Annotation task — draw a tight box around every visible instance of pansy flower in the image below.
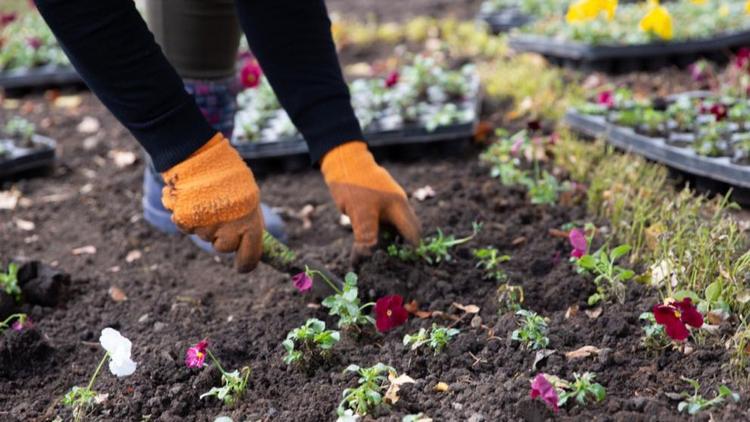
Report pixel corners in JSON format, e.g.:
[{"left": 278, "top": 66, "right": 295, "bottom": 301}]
[
  {"left": 0, "top": 12, "right": 16, "bottom": 26},
  {"left": 374, "top": 295, "right": 408, "bottom": 333},
  {"left": 597, "top": 90, "right": 615, "bottom": 108},
  {"left": 530, "top": 373, "right": 559, "bottom": 413},
  {"left": 653, "top": 298, "right": 703, "bottom": 341},
  {"left": 385, "top": 71, "right": 400, "bottom": 88},
  {"left": 185, "top": 339, "right": 209, "bottom": 368},
  {"left": 291, "top": 272, "right": 313, "bottom": 293},
  {"left": 240, "top": 60, "right": 263, "bottom": 89},
  {"left": 568, "top": 228, "right": 588, "bottom": 259}
]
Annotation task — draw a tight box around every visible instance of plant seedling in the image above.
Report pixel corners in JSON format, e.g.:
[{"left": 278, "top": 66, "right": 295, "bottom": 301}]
[
  {"left": 639, "top": 108, "right": 667, "bottom": 137},
  {"left": 388, "top": 222, "right": 481, "bottom": 264},
  {"left": 63, "top": 328, "right": 137, "bottom": 422},
  {"left": 0, "top": 263, "right": 21, "bottom": 302},
  {"left": 338, "top": 363, "right": 394, "bottom": 417},
  {"left": 282, "top": 318, "right": 340, "bottom": 366},
  {"left": 677, "top": 377, "right": 739, "bottom": 415},
  {"left": 184, "top": 339, "right": 250, "bottom": 406},
  {"left": 319, "top": 272, "right": 375, "bottom": 331},
  {"left": 496, "top": 284, "right": 524, "bottom": 313},
  {"left": 557, "top": 372, "right": 606, "bottom": 407},
  {"left": 693, "top": 121, "right": 729, "bottom": 157},
  {"left": 639, "top": 312, "right": 670, "bottom": 351},
  {"left": 403, "top": 324, "right": 460, "bottom": 354},
  {"left": 524, "top": 168, "right": 566, "bottom": 205},
  {"left": 3, "top": 117, "right": 35, "bottom": 147},
  {"left": 473, "top": 247, "right": 510, "bottom": 281},
  {"left": 0, "top": 313, "right": 29, "bottom": 333},
  {"left": 576, "top": 244, "right": 634, "bottom": 305},
  {"left": 511, "top": 309, "right": 549, "bottom": 350}
]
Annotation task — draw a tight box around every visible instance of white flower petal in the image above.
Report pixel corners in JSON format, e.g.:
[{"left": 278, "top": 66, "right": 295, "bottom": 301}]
[{"left": 109, "top": 356, "right": 137, "bottom": 377}]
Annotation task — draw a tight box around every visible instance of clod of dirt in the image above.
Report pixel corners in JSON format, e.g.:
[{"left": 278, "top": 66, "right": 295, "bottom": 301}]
[
  {"left": 0, "top": 327, "right": 53, "bottom": 368},
  {"left": 17, "top": 261, "right": 70, "bottom": 307}
]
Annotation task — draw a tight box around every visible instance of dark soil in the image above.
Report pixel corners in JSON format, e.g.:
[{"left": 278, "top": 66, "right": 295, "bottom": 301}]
[{"left": 1, "top": 2, "right": 749, "bottom": 422}]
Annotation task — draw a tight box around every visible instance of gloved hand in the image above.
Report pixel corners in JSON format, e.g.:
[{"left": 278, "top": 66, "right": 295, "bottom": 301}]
[
  {"left": 161, "top": 133, "right": 264, "bottom": 273},
  {"left": 321, "top": 141, "right": 421, "bottom": 262}
]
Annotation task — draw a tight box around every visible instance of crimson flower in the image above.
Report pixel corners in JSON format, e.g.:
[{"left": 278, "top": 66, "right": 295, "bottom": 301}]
[
  {"left": 27, "top": 37, "right": 42, "bottom": 50},
  {"left": 526, "top": 120, "right": 541, "bottom": 131},
  {"left": 568, "top": 228, "right": 587, "bottom": 259},
  {"left": 0, "top": 12, "right": 16, "bottom": 26},
  {"left": 185, "top": 339, "right": 209, "bottom": 368},
  {"left": 702, "top": 103, "right": 727, "bottom": 121},
  {"left": 735, "top": 48, "right": 750, "bottom": 69},
  {"left": 374, "top": 295, "right": 408, "bottom": 333},
  {"left": 240, "top": 60, "right": 263, "bottom": 89},
  {"left": 384, "top": 71, "right": 399, "bottom": 88},
  {"left": 653, "top": 298, "right": 703, "bottom": 341},
  {"left": 597, "top": 90, "right": 615, "bottom": 108},
  {"left": 530, "top": 373, "right": 559, "bottom": 413},
  {"left": 291, "top": 272, "right": 313, "bottom": 293}
]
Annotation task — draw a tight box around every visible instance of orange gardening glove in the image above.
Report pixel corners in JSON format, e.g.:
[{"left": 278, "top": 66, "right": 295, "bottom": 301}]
[
  {"left": 321, "top": 141, "right": 421, "bottom": 262},
  {"left": 161, "top": 133, "right": 264, "bottom": 273}
]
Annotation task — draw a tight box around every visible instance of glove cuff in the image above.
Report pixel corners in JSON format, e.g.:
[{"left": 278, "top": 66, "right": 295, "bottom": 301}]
[{"left": 161, "top": 133, "right": 259, "bottom": 228}]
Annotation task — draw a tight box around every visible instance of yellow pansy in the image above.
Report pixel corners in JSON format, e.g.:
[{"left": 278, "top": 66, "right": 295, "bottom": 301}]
[
  {"left": 746, "top": 0, "right": 750, "bottom": 14},
  {"left": 639, "top": 2, "right": 673, "bottom": 40},
  {"left": 691, "top": 0, "right": 708, "bottom": 4},
  {"left": 719, "top": 3, "right": 730, "bottom": 16},
  {"left": 566, "top": 0, "right": 618, "bottom": 23}
]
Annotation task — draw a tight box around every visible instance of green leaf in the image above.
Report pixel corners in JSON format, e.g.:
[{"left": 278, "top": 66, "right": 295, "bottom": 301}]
[
  {"left": 590, "top": 383, "right": 606, "bottom": 401},
  {"left": 344, "top": 272, "right": 358, "bottom": 286},
  {"left": 673, "top": 290, "right": 700, "bottom": 303},
  {"left": 704, "top": 281, "right": 722, "bottom": 303},
  {"left": 619, "top": 269, "right": 635, "bottom": 281},
  {"left": 578, "top": 255, "right": 597, "bottom": 269},
  {"left": 282, "top": 339, "right": 294, "bottom": 352},
  {"left": 344, "top": 364, "right": 361, "bottom": 373},
  {"left": 609, "top": 244, "right": 631, "bottom": 261},
  {"left": 587, "top": 293, "right": 602, "bottom": 306}
]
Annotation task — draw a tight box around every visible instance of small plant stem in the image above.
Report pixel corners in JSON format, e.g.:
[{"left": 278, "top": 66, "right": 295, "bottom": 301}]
[
  {"left": 0, "top": 313, "right": 25, "bottom": 329},
  {"left": 307, "top": 269, "right": 342, "bottom": 295},
  {"left": 206, "top": 348, "right": 229, "bottom": 376},
  {"left": 86, "top": 352, "right": 109, "bottom": 391},
  {"left": 359, "top": 302, "right": 375, "bottom": 310}
]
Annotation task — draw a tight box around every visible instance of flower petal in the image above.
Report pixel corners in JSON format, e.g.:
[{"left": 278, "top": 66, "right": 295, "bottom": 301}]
[
  {"left": 653, "top": 304, "right": 689, "bottom": 341},
  {"left": 530, "top": 374, "right": 559, "bottom": 413},
  {"left": 675, "top": 298, "right": 704, "bottom": 329}
]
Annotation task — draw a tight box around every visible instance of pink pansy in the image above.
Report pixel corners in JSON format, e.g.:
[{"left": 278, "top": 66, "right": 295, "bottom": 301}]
[
  {"left": 240, "top": 60, "right": 263, "bottom": 89},
  {"left": 530, "top": 373, "right": 559, "bottom": 413},
  {"left": 11, "top": 317, "right": 32, "bottom": 332},
  {"left": 27, "top": 37, "right": 42, "bottom": 50},
  {"left": 568, "top": 228, "right": 587, "bottom": 259},
  {"left": 735, "top": 48, "right": 750, "bottom": 69},
  {"left": 688, "top": 62, "right": 709, "bottom": 82},
  {"left": 185, "top": 339, "right": 209, "bottom": 368},
  {"left": 597, "top": 90, "right": 615, "bottom": 108},
  {"left": 292, "top": 272, "right": 313, "bottom": 293},
  {"left": 385, "top": 71, "right": 399, "bottom": 88}
]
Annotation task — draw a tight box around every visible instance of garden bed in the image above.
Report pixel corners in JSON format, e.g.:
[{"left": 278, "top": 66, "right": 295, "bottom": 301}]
[
  {"left": 0, "top": 118, "right": 56, "bottom": 181},
  {"left": 0, "top": 64, "right": 81, "bottom": 90},
  {"left": 0, "top": 90, "right": 748, "bottom": 421}
]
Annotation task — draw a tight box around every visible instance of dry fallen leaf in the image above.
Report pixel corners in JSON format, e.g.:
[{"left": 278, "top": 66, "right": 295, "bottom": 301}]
[
  {"left": 452, "top": 302, "right": 480, "bottom": 314},
  {"left": 0, "top": 189, "right": 21, "bottom": 210},
  {"left": 77, "top": 116, "right": 100, "bottom": 134},
  {"left": 565, "top": 345, "right": 601, "bottom": 360},
  {"left": 108, "top": 150, "right": 137, "bottom": 168},
  {"left": 72, "top": 245, "right": 97, "bottom": 255},
  {"left": 384, "top": 371, "right": 415, "bottom": 405},
  {"left": 412, "top": 185, "right": 436, "bottom": 201},
  {"left": 299, "top": 204, "right": 315, "bottom": 230},
  {"left": 585, "top": 307, "right": 603, "bottom": 319},
  {"left": 565, "top": 305, "right": 579, "bottom": 319},
  {"left": 125, "top": 250, "right": 142, "bottom": 263},
  {"left": 54, "top": 95, "right": 82, "bottom": 108},
  {"left": 433, "top": 382, "right": 449, "bottom": 393},
  {"left": 706, "top": 310, "right": 728, "bottom": 325},
  {"left": 14, "top": 218, "right": 35, "bottom": 231},
  {"left": 511, "top": 236, "right": 526, "bottom": 246},
  {"left": 109, "top": 286, "right": 127, "bottom": 302},
  {"left": 470, "top": 315, "right": 483, "bottom": 328},
  {"left": 533, "top": 349, "right": 556, "bottom": 369},
  {"left": 548, "top": 228, "right": 568, "bottom": 239},
  {"left": 404, "top": 300, "right": 433, "bottom": 319}
]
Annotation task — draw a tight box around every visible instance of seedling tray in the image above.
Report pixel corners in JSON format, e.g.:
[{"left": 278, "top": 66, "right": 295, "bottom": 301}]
[
  {"left": 478, "top": 8, "right": 532, "bottom": 34},
  {"left": 564, "top": 111, "right": 750, "bottom": 189},
  {"left": 0, "top": 135, "right": 57, "bottom": 180},
  {"left": 508, "top": 30, "right": 750, "bottom": 73},
  {"left": 0, "top": 65, "right": 81, "bottom": 90},
  {"left": 233, "top": 95, "right": 482, "bottom": 175}
]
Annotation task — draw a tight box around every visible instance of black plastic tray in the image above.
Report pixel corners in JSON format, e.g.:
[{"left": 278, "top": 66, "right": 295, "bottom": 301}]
[
  {"left": 0, "top": 65, "right": 81, "bottom": 90},
  {"left": 233, "top": 94, "right": 482, "bottom": 175},
  {"left": 0, "top": 135, "right": 57, "bottom": 180},
  {"left": 478, "top": 8, "right": 532, "bottom": 34},
  {"left": 564, "top": 111, "right": 750, "bottom": 189},
  {"left": 508, "top": 30, "right": 750, "bottom": 73}
]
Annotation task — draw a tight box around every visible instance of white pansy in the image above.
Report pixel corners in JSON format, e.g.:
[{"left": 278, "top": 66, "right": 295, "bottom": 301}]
[{"left": 99, "top": 328, "right": 137, "bottom": 377}]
